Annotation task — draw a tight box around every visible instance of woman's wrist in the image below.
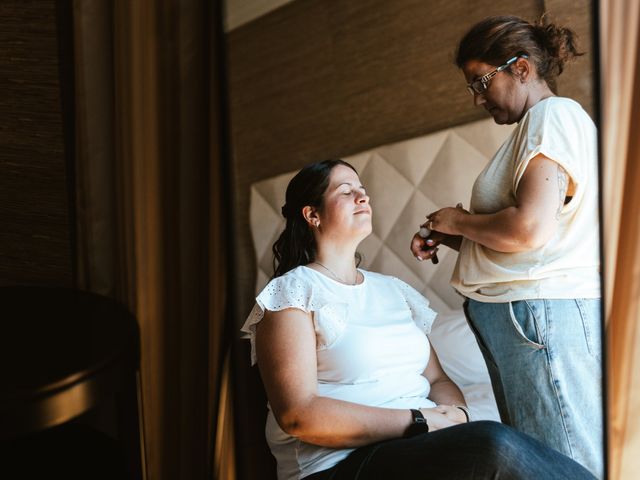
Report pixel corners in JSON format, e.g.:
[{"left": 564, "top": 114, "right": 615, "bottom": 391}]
[
  {"left": 404, "top": 409, "right": 429, "bottom": 437},
  {"left": 441, "top": 234, "right": 463, "bottom": 251},
  {"left": 452, "top": 210, "right": 470, "bottom": 237},
  {"left": 453, "top": 404, "right": 471, "bottom": 422}
]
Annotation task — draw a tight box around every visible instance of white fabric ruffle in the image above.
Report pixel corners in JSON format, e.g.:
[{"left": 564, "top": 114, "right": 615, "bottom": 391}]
[
  {"left": 391, "top": 276, "right": 437, "bottom": 334},
  {"left": 241, "top": 274, "right": 348, "bottom": 365}
]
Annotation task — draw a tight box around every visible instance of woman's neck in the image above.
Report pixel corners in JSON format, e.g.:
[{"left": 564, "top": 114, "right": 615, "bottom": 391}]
[
  {"left": 313, "top": 243, "right": 359, "bottom": 284},
  {"left": 523, "top": 80, "right": 556, "bottom": 113}
]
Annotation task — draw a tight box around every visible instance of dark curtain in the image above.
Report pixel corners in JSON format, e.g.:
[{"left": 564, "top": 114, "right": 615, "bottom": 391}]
[{"left": 72, "top": 0, "right": 234, "bottom": 478}]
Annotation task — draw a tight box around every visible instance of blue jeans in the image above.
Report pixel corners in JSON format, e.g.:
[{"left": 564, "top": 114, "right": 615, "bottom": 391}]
[
  {"left": 464, "top": 298, "right": 604, "bottom": 479},
  {"left": 304, "top": 421, "right": 595, "bottom": 479}
]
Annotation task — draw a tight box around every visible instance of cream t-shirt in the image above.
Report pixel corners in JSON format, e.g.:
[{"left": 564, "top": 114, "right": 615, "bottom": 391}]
[{"left": 451, "top": 97, "right": 600, "bottom": 302}]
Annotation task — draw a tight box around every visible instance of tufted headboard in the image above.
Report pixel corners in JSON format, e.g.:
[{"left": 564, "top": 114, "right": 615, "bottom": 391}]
[{"left": 249, "top": 117, "right": 515, "bottom": 313}]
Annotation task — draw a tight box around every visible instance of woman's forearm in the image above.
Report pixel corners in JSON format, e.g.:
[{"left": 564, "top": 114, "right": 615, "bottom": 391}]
[
  {"left": 280, "top": 395, "right": 412, "bottom": 448},
  {"left": 428, "top": 378, "right": 467, "bottom": 406},
  {"left": 456, "top": 207, "right": 554, "bottom": 253},
  {"left": 283, "top": 395, "right": 460, "bottom": 448}
]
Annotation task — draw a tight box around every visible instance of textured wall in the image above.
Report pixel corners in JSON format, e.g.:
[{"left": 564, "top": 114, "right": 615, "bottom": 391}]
[
  {"left": 0, "top": 0, "right": 74, "bottom": 286},
  {"left": 546, "top": 0, "right": 595, "bottom": 114}
]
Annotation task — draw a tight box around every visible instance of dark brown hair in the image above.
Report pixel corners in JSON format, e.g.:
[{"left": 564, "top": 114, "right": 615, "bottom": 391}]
[
  {"left": 272, "top": 159, "right": 358, "bottom": 278},
  {"left": 455, "top": 15, "right": 583, "bottom": 93}
]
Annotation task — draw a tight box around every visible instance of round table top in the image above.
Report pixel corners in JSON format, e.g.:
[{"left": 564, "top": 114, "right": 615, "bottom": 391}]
[{"left": 0, "top": 286, "right": 139, "bottom": 438}]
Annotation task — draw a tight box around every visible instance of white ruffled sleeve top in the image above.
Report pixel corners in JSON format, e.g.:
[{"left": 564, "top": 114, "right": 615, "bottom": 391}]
[{"left": 241, "top": 266, "right": 438, "bottom": 480}]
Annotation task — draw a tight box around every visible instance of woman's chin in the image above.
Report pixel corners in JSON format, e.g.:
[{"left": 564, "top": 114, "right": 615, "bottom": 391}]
[
  {"left": 489, "top": 109, "right": 506, "bottom": 124},
  {"left": 489, "top": 109, "right": 517, "bottom": 125},
  {"left": 354, "top": 223, "right": 373, "bottom": 241}
]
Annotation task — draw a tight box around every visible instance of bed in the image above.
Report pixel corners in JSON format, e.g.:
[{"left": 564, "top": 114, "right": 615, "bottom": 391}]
[{"left": 249, "top": 117, "right": 516, "bottom": 422}]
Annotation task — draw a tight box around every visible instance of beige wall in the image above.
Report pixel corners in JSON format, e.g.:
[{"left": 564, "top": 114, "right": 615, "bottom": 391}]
[{"left": 226, "top": 2, "right": 594, "bottom": 478}]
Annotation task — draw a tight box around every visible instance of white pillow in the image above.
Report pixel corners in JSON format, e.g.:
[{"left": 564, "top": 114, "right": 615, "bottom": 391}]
[
  {"left": 429, "top": 310, "right": 489, "bottom": 386},
  {"left": 428, "top": 310, "right": 500, "bottom": 421}
]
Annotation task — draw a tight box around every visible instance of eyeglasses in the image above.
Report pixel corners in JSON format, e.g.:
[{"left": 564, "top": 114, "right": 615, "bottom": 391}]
[{"left": 466, "top": 55, "right": 528, "bottom": 95}]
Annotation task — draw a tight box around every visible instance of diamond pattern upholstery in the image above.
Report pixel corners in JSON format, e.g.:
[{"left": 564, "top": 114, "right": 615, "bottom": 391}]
[{"left": 249, "top": 117, "right": 515, "bottom": 314}]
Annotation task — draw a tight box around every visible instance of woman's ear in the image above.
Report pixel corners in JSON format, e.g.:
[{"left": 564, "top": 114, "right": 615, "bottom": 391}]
[
  {"left": 514, "top": 56, "right": 531, "bottom": 82},
  {"left": 302, "top": 206, "right": 320, "bottom": 228}
]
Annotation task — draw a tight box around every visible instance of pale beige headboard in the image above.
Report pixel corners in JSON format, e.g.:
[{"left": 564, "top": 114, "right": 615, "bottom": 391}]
[{"left": 250, "top": 117, "right": 515, "bottom": 313}]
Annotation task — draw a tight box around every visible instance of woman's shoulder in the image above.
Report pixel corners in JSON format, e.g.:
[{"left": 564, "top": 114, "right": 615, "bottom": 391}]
[
  {"left": 360, "top": 269, "right": 404, "bottom": 288},
  {"left": 520, "top": 96, "right": 595, "bottom": 140},
  {"left": 251, "top": 266, "right": 340, "bottom": 322},
  {"left": 529, "top": 96, "right": 591, "bottom": 122},
  {"left": 263, "top": 265, "right": 313, "bottom": 285},
  {"left": 257, "top": 266, "right": 314, "bottom": 299}
]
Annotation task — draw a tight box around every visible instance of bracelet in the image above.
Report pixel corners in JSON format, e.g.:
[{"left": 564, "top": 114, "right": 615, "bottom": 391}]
[{"left": 454, "top": 405, "right": 471, "bottom": 422}]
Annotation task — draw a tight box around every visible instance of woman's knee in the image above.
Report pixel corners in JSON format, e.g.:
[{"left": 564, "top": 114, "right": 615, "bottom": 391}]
[
  {"left": 467, "top": 420, "right": 511, "bottom": 438},
  {"left": 472, "top": 421, "right": 567, "bottom": 475},
  {"left": 468, "top": 421, "right": 523, "bottom": 458}
]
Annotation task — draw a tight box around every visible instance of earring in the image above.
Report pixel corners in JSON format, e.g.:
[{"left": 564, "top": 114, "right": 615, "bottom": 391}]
[{"left": 315, "top": 221, "right": 320, "bottom": 228}]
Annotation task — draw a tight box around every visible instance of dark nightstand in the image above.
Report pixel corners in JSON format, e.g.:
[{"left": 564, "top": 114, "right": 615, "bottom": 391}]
[{"left": 0, "top": 286, "right": 144, "bottom": 479}]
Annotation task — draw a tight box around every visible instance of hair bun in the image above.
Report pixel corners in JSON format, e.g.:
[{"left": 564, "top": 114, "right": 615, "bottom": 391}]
[{"left": 533, "top": 18, "right": 583, "bottom": 77}]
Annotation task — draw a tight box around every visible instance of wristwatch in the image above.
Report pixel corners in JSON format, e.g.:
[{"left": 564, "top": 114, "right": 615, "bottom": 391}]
[{"left": 405, "top": 409, "right": 429, "bottom": 437}]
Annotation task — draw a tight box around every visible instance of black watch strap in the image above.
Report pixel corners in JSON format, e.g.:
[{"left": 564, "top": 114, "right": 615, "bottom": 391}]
[{"left": 405, "top": 409, "right": 429, "bottom": 437}]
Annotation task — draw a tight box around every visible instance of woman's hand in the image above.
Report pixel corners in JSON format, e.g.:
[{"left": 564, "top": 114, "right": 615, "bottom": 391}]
[
  {"left": 427, "top": 204, "right": 469, "bottom": 236},
  {"left": 435, "top": 404, "right": 468, "bottom": 424},
  {"left": 410, "top": 211, "right": 464, "bottom": 261},
  {"left": 410, "top": 231, "right": 446, "bottom": 261},
  {"left": 420, "top": 405, "right": 467, "bottom": 431}
]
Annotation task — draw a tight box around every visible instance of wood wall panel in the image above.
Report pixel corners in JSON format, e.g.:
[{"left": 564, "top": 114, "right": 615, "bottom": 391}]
[
  {"left": 0, "top": 0, "right": 73, "bottom": 286},
  {"left": 546, "top": 0, "right": 595, "bottom": 114},
  {"left": 226, "top": 2, "right": 594, "bottom": 479}
]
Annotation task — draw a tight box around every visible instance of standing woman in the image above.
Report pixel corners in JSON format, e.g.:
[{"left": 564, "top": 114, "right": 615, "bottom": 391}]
[{"left": 411, "top": 15, "right": 602, "bottom": 478}]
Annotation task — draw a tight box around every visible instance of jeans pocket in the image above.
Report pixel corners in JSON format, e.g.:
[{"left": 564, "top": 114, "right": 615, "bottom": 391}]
[
  {"left": 507, "top": 301, "right": 545, "bottom": 349},
  {"left": 575, "top": 298, "right": 601, "bottom": 359}
]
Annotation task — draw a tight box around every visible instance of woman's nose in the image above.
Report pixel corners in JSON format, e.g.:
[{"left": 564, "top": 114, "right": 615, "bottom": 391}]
[{"left": 357, "top": 192, "right": 369, "bottom": 203}]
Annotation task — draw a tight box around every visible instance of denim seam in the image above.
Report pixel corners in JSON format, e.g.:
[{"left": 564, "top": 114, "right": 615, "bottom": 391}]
[
  {"left": 523, "top": 300, "right": 546, "bottom": 346},
  {"left": 543, "top": 299, "right": 575, "bottom": 460},
  {"left": 507, "top": 301, "right": 545, "bottom": 349},
  {"left": 574, "top": 298, "right": 596, "bottom": 357},
  {"left": 464, "top": 302, "right": 489, "bottom": 352}
]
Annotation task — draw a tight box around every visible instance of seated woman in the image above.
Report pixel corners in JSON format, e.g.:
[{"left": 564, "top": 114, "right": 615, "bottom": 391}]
[{"left": 241, "top": 159, "right": 595, "bottom": 480}]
